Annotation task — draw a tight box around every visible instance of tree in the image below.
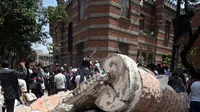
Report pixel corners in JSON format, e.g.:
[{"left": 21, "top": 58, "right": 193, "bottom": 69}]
[
  {"left": 170, "top": 0, "right": 200, "bottom": 79},
  {"left": 0, "top": 0, "right": 67, "bottom": 68},
  {"left": 164, "top": 48, "right": 196, "bottom": 68}
]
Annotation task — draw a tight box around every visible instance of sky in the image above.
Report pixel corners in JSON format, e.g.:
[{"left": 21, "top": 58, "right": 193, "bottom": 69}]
[{"left": 32, "top": 0, "right": 57, "bottom": 53}]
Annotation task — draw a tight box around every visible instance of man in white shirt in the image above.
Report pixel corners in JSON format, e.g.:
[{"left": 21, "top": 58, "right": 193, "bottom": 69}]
[
  {"left": 18, "top": 78, "right": 27, "bottom": 93},
  {"left": 75, "top": 74, "right": 87, "bottom": 86},
  {"left": 54, "top": 68, "right": 66, "bottom": 93},
  {"left": 20, "top": 61, "right": 33, "bottom": 93}
]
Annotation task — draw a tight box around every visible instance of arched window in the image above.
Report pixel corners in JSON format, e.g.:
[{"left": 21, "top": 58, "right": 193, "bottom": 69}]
[
  {"left": 79, "top": 0, "right": 84, "bottom": 20},
  {"left": 139, "top": 14, "right": 145, "bottom": 31},
  {"left": 121, "top": 0, "right": 130, "bottom": 18},
  {"left": 165, "top": 21, "right": 170, "bottom": 40}
]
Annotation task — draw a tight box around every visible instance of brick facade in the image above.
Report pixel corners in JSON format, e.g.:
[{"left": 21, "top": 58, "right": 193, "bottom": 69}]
[{"left": 50, "top": 0, "right": 200, "bottom": 67}]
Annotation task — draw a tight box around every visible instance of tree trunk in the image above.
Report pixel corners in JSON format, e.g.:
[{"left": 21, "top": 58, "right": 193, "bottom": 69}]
[
  {"left": 0, "top": 45, "right": 5, "bottom": 60},
  {"left": 11, "top": 51, "right": 16, "bottom": 69}
]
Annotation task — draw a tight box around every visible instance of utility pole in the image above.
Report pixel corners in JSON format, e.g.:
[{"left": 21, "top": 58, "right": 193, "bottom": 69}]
[{"left": 170, "top": 0, "right": 182, "bottom": 73}]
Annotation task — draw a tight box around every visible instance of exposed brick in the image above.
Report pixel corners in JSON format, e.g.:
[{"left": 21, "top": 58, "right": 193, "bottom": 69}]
[
  {"left": 89, "top": 29, "right": 109, "bottom": 37},
  {"left": 108, "top": 41, "right": 118, "bottom": 48},
  {"left": 112, "top": 0, "right": 120, "bottom": 4},
  {"left": 50, "top": 0, "right": 200, "bottom": 66},
  {"left": 84, "top": 40, "right": 108, "bottom": 48},
  {"left": 87, "top": 5, "right": 110, "bottom": 13},
  {"left": 108, "top": 29, "right": 138, "bottom": 41}
]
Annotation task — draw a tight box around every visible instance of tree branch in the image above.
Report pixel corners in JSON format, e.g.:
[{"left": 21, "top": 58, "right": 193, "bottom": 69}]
[
  {"left": 5, "top": 46, "right": 12, "bottom": 60},
  {"left": 0, "top": 45, "right": 5, "bottom": 60},
  {"left": 11, "top": 50, "right": 16, "bottom": 69},
  {"left": 180, "top": 26, "right": 200, "bottom": 78}
]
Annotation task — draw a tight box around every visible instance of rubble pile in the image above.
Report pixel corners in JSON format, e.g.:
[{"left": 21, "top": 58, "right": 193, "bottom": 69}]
[{"left": 0, "top": 54, "right": 189, "bottom": 112}]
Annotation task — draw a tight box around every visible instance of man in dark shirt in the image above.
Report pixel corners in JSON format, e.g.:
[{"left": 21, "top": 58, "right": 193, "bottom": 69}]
[
  {"left": 157, "top": 64, "right": 165, "bottom": 75},
  {"left": 79, "top": 56, "right": 91, "bottom": 83},
  {"left": 0, "top": 60, "right": 20, "bottom": 112}
]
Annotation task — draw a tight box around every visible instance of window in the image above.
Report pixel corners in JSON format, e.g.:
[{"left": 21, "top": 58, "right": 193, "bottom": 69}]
[
  {"left": 142, "top": 52, "right": 146, "bottom": 64},
  {"left": 76, "top": 42, "right": 84, "bottom": 58},
  {"left": 118, "top": 42, "right": 129, "bottom": 55},
  {"left": 137, "top": 51, "right": 142, "bottom": 63},
  {"left": 139, "top": 14, "right": 145, "bottom": 31},
  {"left": 76, "top": 42, "right": 84, "bottom": 66},
  {"left": 79, "top": 0, "right": 84, "bottom": 20},
  {"left": 121, "top": 0, "right": 130, "bottom": 18},
  {"left": 165, "top": 21, "right": 170, "bottom": 40},
  {"left": 147, "top": 53, "right": 153, "bottom": 64}
]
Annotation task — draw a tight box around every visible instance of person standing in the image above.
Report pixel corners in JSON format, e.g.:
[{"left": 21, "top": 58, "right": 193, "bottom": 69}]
[
  {"left": 30, "top": 67, "right": 44, "bottom": 98},
  {"left": 17, "top": 72, "right": 27, "bottom": 104},
  {"left": 44, "top": 67, "right": 51, "bottom": 95},
  {"left": 20, "top": 61, "right": 33, "bottom": 93},
  {"left": 164, "top": 66, "right": 171, "bottom": 77},
  {"left": 188, "top": 78, "right": 200, "bottom": 112},
  {"left": 18, "top": 74, "right": 27, "bottom": 93},
  {"left": 80, "top": 56, "right": 91, "bottom": 83},
  {"left": 54, "top": 68, "right": 66, "bottom": 93},
  {"left": 94, "top": 60, "right": 100, "bottom": 72},
  {"left": 37, "top": 63, "right": 45, "bottom": 96},
  {"left": 188, "top": 68, "right": 200, "bottom": 112},
  {"left": 168, "top": 73, "right": 186, "bottom": 93},
  {"left": 0, "top": 60, "right": 20, "bottom": 112},
  {"left": 147, "top": 64, "right": 158, "bottom": 76},
  {"left": 156, "top": 64, "right": 165, "bottom": 75}
]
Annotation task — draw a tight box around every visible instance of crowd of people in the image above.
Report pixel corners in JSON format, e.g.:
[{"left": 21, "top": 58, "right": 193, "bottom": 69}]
[
  {"left": 145, "top": 63, "right": 200, "bottom": 112},
  {"left": 0, "top": 55, "right": 105, "bottom": 112},
  {"left": 0, "top": 56, "right": 199, "bottom": 112}
]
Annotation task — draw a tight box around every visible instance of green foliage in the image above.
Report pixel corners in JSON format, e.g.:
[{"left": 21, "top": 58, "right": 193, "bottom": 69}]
[
  {"left": 190, "top": 48, "right": 196, "bottom": 56},
  {"left": 47, "top": 5, "right": 68, "bottom": 23},
  {"left": 163, "top": 48, "right": 196, "bottom": 68},
  {"left": 163, "top": 53, "right": 183, "bottom": 68},
  {"left": 0, "top": 0, "right": 68, "bottom": 67},
  {"left": 163, "top": 54, "right": 172, "bottom": 67},
  {"left": 46, "top": 43, "right": 54, "bottom": 54},
  {"left": 0, "top": 0, "right": 43, "bottom": 61}
]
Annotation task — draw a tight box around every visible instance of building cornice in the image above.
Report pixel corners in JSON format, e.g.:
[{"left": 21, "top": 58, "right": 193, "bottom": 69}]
[
  {"left": 83, "top": 47, "right": 137, "bottom": 55},
  {"left": 156, "top": 51, "right": 169, "bottom": 56},
  {"left": 72, "top": 13, "right": 139, "bottom": 27},
  {"left": 158, "top": 29, "right": 174, "bottom": 37},
  {"left": 72, "top": 35, "right": 172, "bottom": 52},
  {"left": 157, "top": 36, "right": 173, "bottom": 44},
  {"left": 73, "top": 36, "right": 138, "bottom": 46},
  {"left": 138, "top": 40, "right": 172, "bottom": 50},
  {"left": 73, "top": 24, "right": 139, "bottom": 37}
]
